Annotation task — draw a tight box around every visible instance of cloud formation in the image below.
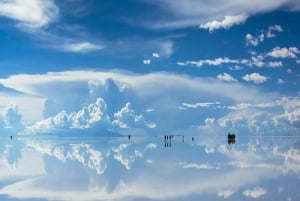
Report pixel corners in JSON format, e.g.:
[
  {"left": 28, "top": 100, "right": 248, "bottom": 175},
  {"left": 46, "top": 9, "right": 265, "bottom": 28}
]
[
  {"left": 200, "top": 14, "right": 248, "bottom": 32},
  {"left": 142, "top": 0, "right": 300, "bottom": 29},
  {"left": 61, "top": 42, "right": 104, "bottom": 53},
  {"left": 242, "top": 73, "right": 268, "bottom": 84},
  {"left": 267, "top": 47, "right": 300, "bottom": 58},
  {"left": 217, "top": 73, "right": 237, "bottom": 82},
  {"left": 0, "top": 0, "right": 58, "bottom": 29},
  {"left": 1, "top": 70, "right": 299, "bottom": 135},
  {"left": 243, "top": 187, "right": 267, "bottom": 198},
  {"left": 246, "top": 25, "right": 283, "bottom": 46}
]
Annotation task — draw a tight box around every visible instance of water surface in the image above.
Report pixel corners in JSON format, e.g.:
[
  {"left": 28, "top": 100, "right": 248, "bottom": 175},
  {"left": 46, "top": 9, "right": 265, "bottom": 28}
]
[{"left": 0, "top": 134, "right": 299, "bottom": 201}]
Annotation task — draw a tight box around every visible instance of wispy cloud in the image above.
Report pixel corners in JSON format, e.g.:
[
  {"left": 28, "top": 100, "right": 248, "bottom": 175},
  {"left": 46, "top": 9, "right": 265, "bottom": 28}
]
[
  {"left": 141, "top": 0, "right": 300, "bottom": 29},
  {"left": 177, "top": 57, "right": 245, "bottom": 67},
  {"left": 61, "top": 42, "right": 104, "bottom": 53},
  {"left": 0, "top": 0, "right": 59, "bottom": 29},
  {"left": 200, "top": 14, "right": 248, "bottom": 32}
]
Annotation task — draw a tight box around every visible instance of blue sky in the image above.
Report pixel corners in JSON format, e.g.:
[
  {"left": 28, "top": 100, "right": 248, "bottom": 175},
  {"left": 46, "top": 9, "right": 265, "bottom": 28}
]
[{"left": 0, "top": 0, "right": 299, "bottom": 136}]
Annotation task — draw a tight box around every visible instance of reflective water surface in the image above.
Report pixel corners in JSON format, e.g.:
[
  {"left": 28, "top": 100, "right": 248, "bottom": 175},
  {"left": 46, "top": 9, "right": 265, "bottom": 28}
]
[{"left": 0, "top": 134, "right": 300, "bottom": 201}]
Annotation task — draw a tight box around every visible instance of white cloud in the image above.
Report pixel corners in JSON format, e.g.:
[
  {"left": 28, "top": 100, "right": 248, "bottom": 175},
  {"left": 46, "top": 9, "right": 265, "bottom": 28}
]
[
  {"left": 277, "top": 78, "right": 284, "bottom": 85},
  {"left": 217, "top": 73, "right": 237, "bottom": 82},
  {"left": 229, "top": 65, "right": 243, "bottom": 71},
  {"left": 266, "top": 25, "right": 283, "bottom": 38},
  {"left": 267, "top": 47, "right": 300, "bottom": 58},
  {"left": 245, "top": 33, "right": 260, "bottom": 46},
  {"left": 246, "top": 25, "right": 283, "bottom": 46},
  {"left": 112, "top": 144, "right": 133, "bottom": 170},
  {"left": 113, "top": 102, "right": 155, "bottom": 130},
  {"left": 62, "top": 42, "right": 104, "bottom": 53},
  {"left": 0, "top": 0, "right": 59, "bottom": 29},
  {"left": 25, "top": 98, "right": 109, "bottom": 134},
  {"left": 152, "top": 52, "right": 160, "bottom": 58},
  {"left": 268, "top": 61, "right": 283, "bottom": 68},
  {"left": 3, "top": 70, "right": 297, "bottom": 135},
  {"left": 143, "top": 1, "right": 300, "bottom": 29},
  {"left": 181, "top": 102, "right": 220, "bottom": 109},
  {"left": 250, "top": 55, "right": 265, "bottom": 67},
  {"left": 179, "top": 162, "right": 214, "bottom": 169},
  {"left": 143, "top": 59, "right": 151, "bottom": 64},
  {"left": 178, "top": 57, "right": 242, "bottom": 67},
  {"left": 243, "top": 187, "right": 267, "bottom": 198},
  {"left": 218, "top": 189, "right": 235, "bottom": 199},
  {"left": 242, "top": 73, "right": 268, "bottom": 84},
  {"left": 145, "top": 143, "right": 157, "bottom": 150},
  {"left": 4, "top": 104, "right": 22, "bottom": 129},
  {"left": 200, "top": 14, "right": 248, "bottom": 32}
]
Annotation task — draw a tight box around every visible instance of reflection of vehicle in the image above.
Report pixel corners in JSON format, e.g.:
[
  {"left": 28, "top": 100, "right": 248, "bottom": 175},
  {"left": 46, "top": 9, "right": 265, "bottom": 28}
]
[{"left": 227, "top": 133, "right": 236, "bottom": 144}]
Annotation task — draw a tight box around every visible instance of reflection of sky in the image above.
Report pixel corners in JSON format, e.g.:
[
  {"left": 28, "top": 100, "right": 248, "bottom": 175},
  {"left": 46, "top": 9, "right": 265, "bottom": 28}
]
[{"left": 0, "top": 135, "right": 299, "bottom": 201}]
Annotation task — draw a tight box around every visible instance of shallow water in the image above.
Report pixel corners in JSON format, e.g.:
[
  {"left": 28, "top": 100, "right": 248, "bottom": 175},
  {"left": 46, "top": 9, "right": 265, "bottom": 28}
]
[{"left": 0, "top": 134, "right": 300, "bottom": 201}]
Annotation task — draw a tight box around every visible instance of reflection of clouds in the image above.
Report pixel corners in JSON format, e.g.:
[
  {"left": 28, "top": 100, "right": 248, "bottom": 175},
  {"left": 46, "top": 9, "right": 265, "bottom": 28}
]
[
  {"left": 0, "top": 137, "right": 299, "bottom": 201},
  {"left": 179, "top": 162, "right": 216, "bottom": 170},
  {"left": 1, "top": 145, "right": 21, "bottom": 169},
  {"left": 112, "top": 143, "right": 133, "bottom": 170},
  {"left": 217, "top": 189, "right": 236, "bottom": 199},
  {"left": 145, "top": 143, "right": 157, "bottom": 150},
  {"left": 26, "top": 141, "right": 106, "bottom": 175},
  {"left": 243, "top": 187, "right": 267, "bottom": 199}
]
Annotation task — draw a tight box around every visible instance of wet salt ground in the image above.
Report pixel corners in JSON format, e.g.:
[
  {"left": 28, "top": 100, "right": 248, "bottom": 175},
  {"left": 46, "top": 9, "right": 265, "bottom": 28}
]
[{"left": 0, "top": 134, "right": 300, "bottom": 201}]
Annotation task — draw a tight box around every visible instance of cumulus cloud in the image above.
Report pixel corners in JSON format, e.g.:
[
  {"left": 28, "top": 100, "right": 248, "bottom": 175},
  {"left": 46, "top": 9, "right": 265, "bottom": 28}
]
[
  {"left": 200, "top": 14, "right": 248, "bottom": 32},
  {"left": 266, "top": 24, "right": 283, "bottom": 38},
  {"left": 268, "top": 61, "right": 283, "bottom": 68},
  {"left": 250, "top": 55, "right": 265, "bottom": 67},
  {"left": 217, "top": 73, "right": 237, "bottom": 82},
  {"left": 25, "top": 98, "right": 109, "bottom": 134},
  {"left": 218, "top": 189, "right": 235, "bottom": 199},
  {"left": 242, "top": 73, "right": 268, "bottom": 84},
  {"left": 4, "top": 104, "right": 22, "bottom": 129},
  {"left": 112, "top": 102, "right": 156, "bottom": 130},
  {"left": 152, "top": 53, "right": 160, "bottom": 58},
  {"left": 143, "top": 59, "right": 151, "bottom": 64},
  {"left": 243, "top": 187, "right": 267, "bottom": 198},
  {"left": 267, "top": 47, "right": 300, "bottom": 58},
  {"left": 245, "top": 33, "right": 261, "bottom": 46},
  {"left": 2, "top": 70, "right": 298, "bottom": 135},
  {"left": 0, "top": 0, "right": 59, "bottom": 29},
  {"left": 61, "top": 42, "right": 104, "bottom": 53},
  {"left": 246, "top": 25, "right": 283, "bottom": 46}
]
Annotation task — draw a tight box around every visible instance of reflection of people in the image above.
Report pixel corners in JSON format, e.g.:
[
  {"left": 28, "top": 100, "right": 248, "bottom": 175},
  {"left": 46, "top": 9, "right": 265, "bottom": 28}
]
[
  {"left": 227, "top": 133, "right": 236, "bottom": 144},
  {"left": 10, "top": 136, "right": 13, "bottom": 140},
  {"left": 164, "top": 135, "right": 172, "bottom": 148}
]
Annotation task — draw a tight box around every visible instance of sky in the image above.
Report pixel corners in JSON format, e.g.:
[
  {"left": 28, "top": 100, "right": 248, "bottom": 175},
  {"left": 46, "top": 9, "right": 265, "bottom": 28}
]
[{"left": 0, "top": 0, "right": 299, "bottom": 136}]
